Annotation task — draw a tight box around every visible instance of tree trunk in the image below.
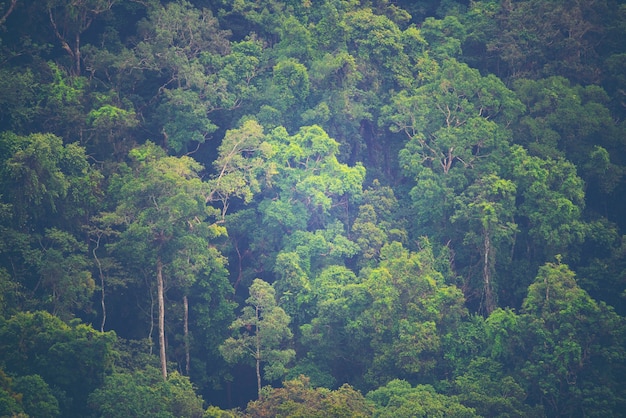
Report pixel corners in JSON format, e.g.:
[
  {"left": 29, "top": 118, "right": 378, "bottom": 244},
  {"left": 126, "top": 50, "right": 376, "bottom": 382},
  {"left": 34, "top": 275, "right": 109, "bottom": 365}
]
[
  {"left": 92, "top": 233, "right": 106, "bottom": 332},
  {"left": 483, "top": 229, "right": 495, "bottom": 315},
  {"left": 255, "top": 305, "right": 262, "bottom": 400},
  {"left": 0, "top": 0, "right": 17, "bottom": 26},
  {"left": 183, "top": 294, "right": 190, "bottom": 376},
  {"left": 157, "top": 257, "right": 167, "bottom": 380},
  {"left": 75, "top": 32, "right": 81, "bottom": 76}
]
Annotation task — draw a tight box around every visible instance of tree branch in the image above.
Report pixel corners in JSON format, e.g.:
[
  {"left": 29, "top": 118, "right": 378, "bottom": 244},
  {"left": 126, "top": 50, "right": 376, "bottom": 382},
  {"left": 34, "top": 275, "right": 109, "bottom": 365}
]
[{"left": 0, "top": 0, "right": 16, "bottom": 26}]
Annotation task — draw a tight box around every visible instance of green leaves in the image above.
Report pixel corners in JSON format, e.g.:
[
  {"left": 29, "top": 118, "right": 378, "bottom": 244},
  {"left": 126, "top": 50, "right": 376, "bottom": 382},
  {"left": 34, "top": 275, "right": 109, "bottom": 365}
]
[
  {"left": 367, "top": 380, "right": 478, "bottom": 418},
  {"left": 0, "top": 311, "right": 117, "bottom": 416},
  {"left": 88, "top": 368, "right": 204, "bottom": 418},
  {"left": 220, "top": 279, "right": 295, "bottom": 398}
]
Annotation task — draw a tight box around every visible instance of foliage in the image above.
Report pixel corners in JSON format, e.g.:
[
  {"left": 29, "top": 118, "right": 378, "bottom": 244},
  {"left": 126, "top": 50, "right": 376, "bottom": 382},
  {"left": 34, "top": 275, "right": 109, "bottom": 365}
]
[
  {"left": 0, "top": 0, "right": 625, "bottom": 415},
  {"left": 366, "top": 379, "right": 477, "bottom": 418},
  {"left": 220, "top": 279, "right": 295, "bottom": 399},
  {"left": 244, "top": 375, "right": 374, "bottom": 418},
  {"left": 88, "top": 367, "right": 204, "bottom": 418},
  {"left": 0, "top": 311, "right": 116, "bottom": 417}
]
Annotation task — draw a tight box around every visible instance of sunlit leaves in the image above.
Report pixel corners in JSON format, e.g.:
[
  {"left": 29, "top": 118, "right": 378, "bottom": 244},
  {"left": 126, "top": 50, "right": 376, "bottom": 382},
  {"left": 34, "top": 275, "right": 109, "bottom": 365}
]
[
  {"left": 244, "top": 375, "right": 373, "bottom": 418},
  {"left": 209, "top": 120, "right": 274, "bottom": 217}
]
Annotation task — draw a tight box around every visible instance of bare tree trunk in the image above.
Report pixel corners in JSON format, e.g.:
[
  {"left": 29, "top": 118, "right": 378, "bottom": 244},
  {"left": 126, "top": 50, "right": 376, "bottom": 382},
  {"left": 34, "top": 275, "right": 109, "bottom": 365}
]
[
  {"left": 157, "top": 257, "right": 167, "bottom": 380},
  {"left": 92, "top": 233, "right": 106, "bottom": 332},
  {"left": 146, "top": 273, "right": 155, "bottom": 355},
  {"left": 483, "top": 229, "right": 495, "bottom": 315},
  {"left": 183, "top": 294, "right": 190, "bottom": 376},
  {"left": 75, "top": 32, "right": 81, "bottom": 76},
  {"left": 255, "top": 305, "right": 262, "bottom": 400}
]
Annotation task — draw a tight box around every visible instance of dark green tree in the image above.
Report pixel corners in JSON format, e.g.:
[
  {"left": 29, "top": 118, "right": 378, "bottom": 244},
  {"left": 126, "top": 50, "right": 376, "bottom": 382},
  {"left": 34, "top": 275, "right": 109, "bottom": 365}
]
[{"left": 105, "top": 142, "right": 226, "bottom": 380}]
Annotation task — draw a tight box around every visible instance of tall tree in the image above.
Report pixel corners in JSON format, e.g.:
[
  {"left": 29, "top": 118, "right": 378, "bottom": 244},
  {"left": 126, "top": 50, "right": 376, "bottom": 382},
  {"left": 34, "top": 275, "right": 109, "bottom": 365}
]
[
  {"left": 452, "top": 174, "right": 517, "bottom": 314},
  {"left": 106, "top": 142, "right": 225, "bottom": 380},
  {"left": 220, "top": 279, "right": 295, "bottom": 400}
]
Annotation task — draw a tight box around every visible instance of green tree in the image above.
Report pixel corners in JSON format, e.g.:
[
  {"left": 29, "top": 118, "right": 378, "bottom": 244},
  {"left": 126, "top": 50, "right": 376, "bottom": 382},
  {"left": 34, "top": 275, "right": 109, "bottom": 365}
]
[
  {"left": 37, "top": 228, "right": 95, "bottom": 320},
  {"left": 0, "top": 369, "right": 26, "bottom": 418},
  {"left": 351, "top": 180, "right": 404, "bottom": 267},
  {"left": 88, "top": 366, "right": 204, "bottom": 418},
  {"left": 299, "top": 265, "right": 372, "bottom": 388},
  {"left": 359, "top": 241, "right": 466, "bottom": 386},
  {"left": 131, "top": 1, "right": 243, "bottom": 154},
  {"left": 106, "top": 142, "right": 226, "bottom": 380},
  {"left": 519, "top": 261, "right": 626, "bottom": 416},
  {"left": 367, "top": 379, "right": 477, "bottom": 418},
  {"left": 220, "top": 279, "right": 295, "bottom": 400},
  {"left": 505, "top": 145, "right": 587, "bottom": 262},
  {"left": 244, "top": 375, "right": 374, "bottom": 418},
  {"left": 465, "top": 0, "right": 609, "bottom": 83},
  {"left": 0, "top": 311, "right": 116, "bottom": 417},
  {"left": 452, "top": 357, "right": 542, "bottom": 417},
  {"left": 12, "top": 374, "right": 60, "bottom": 418},
  {"left": 211, "top": 122, "right": 365, "bottom": 304},
  {"left": 451, "top": 174, "right": 517, "bottom": 314},
  {"left": 0, "top": 132, "right": 102, "bottom": 318},
  {"left": 391, "top": 59, "right": 524, "bottom": 285},
  {"left": 208, "top": 119, "right": 274, "bottom": 219},
  {"left": 2, "top": 132, "right": 102, "bottom": 231}
]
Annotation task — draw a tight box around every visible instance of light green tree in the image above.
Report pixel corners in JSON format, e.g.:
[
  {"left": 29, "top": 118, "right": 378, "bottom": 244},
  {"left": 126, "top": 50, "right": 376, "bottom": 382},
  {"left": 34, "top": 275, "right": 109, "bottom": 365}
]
[
  {"left": 367, "top": 379, "right": 478, "bottom": 418},
  {"left": 220, "top": 279, "right": 295, "bottom": 400}
]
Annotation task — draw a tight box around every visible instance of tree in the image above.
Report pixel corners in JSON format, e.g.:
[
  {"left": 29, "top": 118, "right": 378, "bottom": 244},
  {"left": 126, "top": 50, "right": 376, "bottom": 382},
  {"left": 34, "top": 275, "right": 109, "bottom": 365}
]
[
  {"left": 0, "top": 311, "right": 116, "bottom": 417},
  {"left": 220, "top": 279, "right": 295, "bottom": 400},
  {"left": 452, "top": 357, "right": 542, "bottom": 417},
  {"left": 359, "top": 241, "right": 467, "bottom": 386},
  {"left": 391, "top": 58, "right": 523, "bottom": 261},
  {"left": 505, "top": 145, "right": 587, "bottom": 262},
  {"left": 518, "top": 260, "right": 626, "bottom": 415},
  {"left": 465, "top": 0, "right": 609, "bottom": 83},
  {"left": 2, "top": 132, "right": 102, "bottom": 232},
  {"left": 208, "top": 119, "right": 273, "bottom": 219},
  {"left": 367, "top": 379, "right": 478, "bottom": 418},
  {"left": 131, "top": 1, "right": 237, "bottom": 154},
  {"left": 46, "top": 0, "right": 117, "bottom": 75},
  {"left": 0, "top": 132, "right": 102, "bottom": 319},
  {"left": 0, "top": 369, "right": 26, "bottom": 418},
  {"left": 106, "top": 142, "right": 226, "bottom": 380},
  {"left": 12, "top": 374, "right": 60, "bottom": 418},
  {"left": 88, "top": 367, "right": 204, "bottom": 418},
  {"left": 451, "top": 174, "right": 517, "bottom": 315},
  {"left": 0, "top": 0, "right": 16, "bottom": 26},
  {"left": 244, "top": 375, "right": 374, "bottom": 418}
]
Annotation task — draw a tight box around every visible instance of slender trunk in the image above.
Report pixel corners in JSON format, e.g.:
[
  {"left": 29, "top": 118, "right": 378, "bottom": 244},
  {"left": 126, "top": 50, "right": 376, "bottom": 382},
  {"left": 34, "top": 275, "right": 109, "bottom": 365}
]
[
  {"left": 92, "top": 234, "right": 106, "bottom": 332},
  {"left": 157, "top": 256, "right": 167, "bottom": 380},
  {"left": 255, "top": 305, "right": 262, "bottom": 400},
  {"left": 146, "top": 274, "right": 155, "bottom": 355},
  {"left": 483, "top": 229, "right": 495, "bottom": 315},
  {"left": 183, "top": 294, "right": 190, "bottom": 376},
  {"left": 75, "top": 32, "right": 81, "bottom": 76},
  {"left": 0, "top": 0, "right": 17, "bottom": 26}
]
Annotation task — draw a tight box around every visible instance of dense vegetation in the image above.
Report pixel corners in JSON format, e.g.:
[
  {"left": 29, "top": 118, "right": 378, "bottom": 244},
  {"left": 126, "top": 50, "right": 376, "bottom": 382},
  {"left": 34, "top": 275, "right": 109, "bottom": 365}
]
[{"left": 1, "top": 0, "right": 625, "bottom": 416}]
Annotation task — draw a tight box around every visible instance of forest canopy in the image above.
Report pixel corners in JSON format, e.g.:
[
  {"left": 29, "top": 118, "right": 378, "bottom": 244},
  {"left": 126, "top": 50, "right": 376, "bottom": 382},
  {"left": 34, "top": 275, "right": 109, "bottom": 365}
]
[{"left": 0, "top": 0, "right": 625, "bottom": 416}]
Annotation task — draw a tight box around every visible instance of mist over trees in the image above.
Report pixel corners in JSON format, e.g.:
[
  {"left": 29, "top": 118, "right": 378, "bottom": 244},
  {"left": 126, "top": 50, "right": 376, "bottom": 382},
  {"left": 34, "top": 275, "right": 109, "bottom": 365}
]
[{"left": 1, "top": 0, "right": 625, "bottom": 416}]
